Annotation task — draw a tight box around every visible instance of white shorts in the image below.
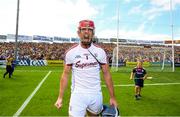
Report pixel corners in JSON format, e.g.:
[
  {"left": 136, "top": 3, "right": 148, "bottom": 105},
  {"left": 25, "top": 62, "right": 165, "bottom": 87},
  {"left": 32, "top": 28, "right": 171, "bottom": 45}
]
[{"left": 69, "top": 92, "right": 103, "bottom": 117}]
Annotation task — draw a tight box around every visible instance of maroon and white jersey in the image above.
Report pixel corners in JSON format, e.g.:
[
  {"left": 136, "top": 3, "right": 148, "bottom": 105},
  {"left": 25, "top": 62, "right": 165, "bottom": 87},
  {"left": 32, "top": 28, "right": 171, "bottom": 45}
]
[{"left": 65, "top": 43, "right": 107, "bottom": 93}]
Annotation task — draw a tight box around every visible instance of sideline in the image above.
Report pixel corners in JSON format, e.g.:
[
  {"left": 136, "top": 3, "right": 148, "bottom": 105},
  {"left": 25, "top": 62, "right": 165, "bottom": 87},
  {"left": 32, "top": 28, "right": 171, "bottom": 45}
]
[
  {"left": 102, "top": 82, "right": 180, "bottom": 87},
  {"left": 13, "top": 71, "right": 52, "bottom": 117}
]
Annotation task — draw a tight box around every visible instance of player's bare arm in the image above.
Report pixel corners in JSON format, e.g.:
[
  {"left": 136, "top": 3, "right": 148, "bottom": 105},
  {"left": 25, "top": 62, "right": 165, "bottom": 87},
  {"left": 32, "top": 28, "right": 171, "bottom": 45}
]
[
  {"left": 101, "top": 64, "right": 118, "bottom": 107},
  {"left": 143, "top": 74, "right": 148, "bottom": 80},
  {"left": 55, "top": 64, "right": 71, "bottom": 109},
  {"left": 130, "top": 72, "right": 134, "bottom": 80}
]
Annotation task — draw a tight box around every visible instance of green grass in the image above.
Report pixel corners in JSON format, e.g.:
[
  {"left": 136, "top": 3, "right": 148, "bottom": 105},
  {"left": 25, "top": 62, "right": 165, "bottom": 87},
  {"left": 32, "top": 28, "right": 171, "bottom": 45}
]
[{"left": 0, "top": 66, "right": 180, "bottom": 116}]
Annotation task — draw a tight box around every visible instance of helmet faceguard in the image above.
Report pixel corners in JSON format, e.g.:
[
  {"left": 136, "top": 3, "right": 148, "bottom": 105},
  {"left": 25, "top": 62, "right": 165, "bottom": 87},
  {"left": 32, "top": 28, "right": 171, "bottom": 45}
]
[
  {"left": 78, "top": 20, "right": 95, "bottom": 46},
  {"left": 101, "top": 105, "right": 120, "bottom": 117}
]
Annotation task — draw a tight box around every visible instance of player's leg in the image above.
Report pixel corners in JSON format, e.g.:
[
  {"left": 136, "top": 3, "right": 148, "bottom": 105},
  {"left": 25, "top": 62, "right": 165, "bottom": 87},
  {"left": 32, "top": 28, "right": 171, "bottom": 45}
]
[
  {"left": 3, "top": 65, "right": 9, "bottom": 78},
  {"left": 135, "top": 86, "right": 138, "bottom": 95},
  {"left": 134, "top": 86, "right": 140, "bottom": 100},
  {"left": 134, "top": 79, "right": 141, "bottom": 100},
  {"left": 8, "top": 66, "right": 12, "bottom": 78},
  {"left": 69, "top": 93, "right": 87, "bottom": 117},
  {"left": 86, "top": 110, "right": 99, "bottom": 116},
  {"left": 86, "top": 93, "right": 103, "bottom": 116},
  {"left": 138, "top": 80, "right": 144, "bottom": 97}
]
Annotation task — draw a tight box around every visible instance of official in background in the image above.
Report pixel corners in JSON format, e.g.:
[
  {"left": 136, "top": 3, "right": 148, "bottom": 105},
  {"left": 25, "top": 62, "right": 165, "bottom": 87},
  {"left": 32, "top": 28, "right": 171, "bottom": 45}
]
[
  {"left": 11, "top": 60, "right": 16, "bottom": 75},
  {"left": 130, "top": 61, "right": 147, "bottom": 100},
  {"left": 3, "top": 53, "right": 14, "bottom": 78}
]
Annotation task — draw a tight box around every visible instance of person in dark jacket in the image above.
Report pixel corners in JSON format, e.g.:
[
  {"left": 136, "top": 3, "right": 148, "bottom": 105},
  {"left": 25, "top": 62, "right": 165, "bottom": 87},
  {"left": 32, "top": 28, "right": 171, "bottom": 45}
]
[{"left": 130, "top": 61, "right": 148, "bottom": 100}]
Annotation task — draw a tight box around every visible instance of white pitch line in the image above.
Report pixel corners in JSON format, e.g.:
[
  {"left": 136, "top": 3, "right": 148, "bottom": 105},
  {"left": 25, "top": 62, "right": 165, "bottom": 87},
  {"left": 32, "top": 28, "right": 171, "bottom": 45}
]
[
  {"left": 15, "top": 70, "right": 49, "bottom": 72},
  {"left": 15, "top": 70, "right": 62, "bottom": 73},
  {"left": 13, "top": 71, "right": 52, "bottom": 117},
  {"left": 102, "top": 82, "right": 180, "bottom": 87}
]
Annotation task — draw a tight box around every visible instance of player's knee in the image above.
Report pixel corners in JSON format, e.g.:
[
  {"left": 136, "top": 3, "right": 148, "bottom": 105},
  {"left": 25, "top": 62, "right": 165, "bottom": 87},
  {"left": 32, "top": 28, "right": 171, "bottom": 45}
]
[{"left": 87, "top": 111, "right": 99, "bottom": 117}]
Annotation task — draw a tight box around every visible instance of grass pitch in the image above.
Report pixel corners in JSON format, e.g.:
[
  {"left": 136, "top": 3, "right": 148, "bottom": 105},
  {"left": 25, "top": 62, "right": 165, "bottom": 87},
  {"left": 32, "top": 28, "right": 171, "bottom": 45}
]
[{"left": 0, "top": 66, "right": 180, "bottom": 116}]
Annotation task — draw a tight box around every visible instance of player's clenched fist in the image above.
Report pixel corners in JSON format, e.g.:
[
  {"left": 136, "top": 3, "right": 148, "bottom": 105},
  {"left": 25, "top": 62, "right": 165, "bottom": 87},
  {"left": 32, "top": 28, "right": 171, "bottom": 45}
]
[{"left": 54, "top": 98, "right": 63, "bottom": 109}]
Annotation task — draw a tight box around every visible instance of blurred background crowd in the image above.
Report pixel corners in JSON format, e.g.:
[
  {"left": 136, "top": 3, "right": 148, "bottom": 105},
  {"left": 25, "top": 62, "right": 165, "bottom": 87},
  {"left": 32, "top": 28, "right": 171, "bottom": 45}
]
[{"left": 0, "top": 42, "right": 180, "bottom": 63}]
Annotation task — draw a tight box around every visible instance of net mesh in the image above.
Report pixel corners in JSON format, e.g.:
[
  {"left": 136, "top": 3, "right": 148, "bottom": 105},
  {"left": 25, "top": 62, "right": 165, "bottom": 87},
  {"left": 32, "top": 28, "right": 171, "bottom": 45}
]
[{"left": 111, "top": 45, "right": 172, "bottom": 72}]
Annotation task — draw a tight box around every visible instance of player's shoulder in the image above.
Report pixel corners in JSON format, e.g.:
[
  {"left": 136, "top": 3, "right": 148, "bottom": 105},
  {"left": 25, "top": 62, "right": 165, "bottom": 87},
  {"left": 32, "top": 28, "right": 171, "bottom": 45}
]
[
  {"left": 132, "top": 67, "right": 137, "bottom": 71},
  {"left": 92, "top": 43, "right": 105, "bottom": 52},
  {"left": 92, "top": 43, "right": 103, "bottom": 49},
  {"left": 65, "top": 43, "right": 79, "bottom": 54},
  {"left": 133, "top": 67, "right": 137, "bottom": 69}
]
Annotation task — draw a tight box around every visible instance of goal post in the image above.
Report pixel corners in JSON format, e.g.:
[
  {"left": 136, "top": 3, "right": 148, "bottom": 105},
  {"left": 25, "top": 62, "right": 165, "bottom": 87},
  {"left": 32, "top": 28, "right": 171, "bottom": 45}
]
[{"left": 111, "top": 45, "right": 172, "bottom": 72}]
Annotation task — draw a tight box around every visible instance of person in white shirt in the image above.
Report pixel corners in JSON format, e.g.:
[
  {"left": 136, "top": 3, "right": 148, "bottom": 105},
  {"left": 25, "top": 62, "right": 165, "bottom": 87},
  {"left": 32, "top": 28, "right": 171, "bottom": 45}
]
[{"left": 54, "top": 19, "right": 118, "bottom": 116}]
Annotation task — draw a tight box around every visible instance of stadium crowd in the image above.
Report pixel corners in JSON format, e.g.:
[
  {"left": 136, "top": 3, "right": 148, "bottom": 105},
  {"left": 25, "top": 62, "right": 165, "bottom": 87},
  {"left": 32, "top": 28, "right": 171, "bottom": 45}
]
[
  {"left": 117, "top": 45, "right": 173, "bottom": 62},
  {"left": 0, "top": 42, "right": 180, "bottom": 63},
  {"left": 0, "top": 42, "right": 115, "bottom": 61}
]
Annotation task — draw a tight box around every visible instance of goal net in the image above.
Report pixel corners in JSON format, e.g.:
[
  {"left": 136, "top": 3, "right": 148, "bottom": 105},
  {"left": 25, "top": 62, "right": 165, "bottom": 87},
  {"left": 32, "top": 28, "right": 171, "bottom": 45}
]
[{"left": 111, "top": 45, "right": 172, "bottom": 72}]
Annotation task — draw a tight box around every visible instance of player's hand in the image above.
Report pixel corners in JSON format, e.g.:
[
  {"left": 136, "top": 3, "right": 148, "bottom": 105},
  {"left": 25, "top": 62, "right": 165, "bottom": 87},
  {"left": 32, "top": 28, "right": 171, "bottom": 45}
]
[
  {"left": 54, "top": 97, "right": 63, "bottom": 109},
  {"left": 110, "top": 97, "right": 118, "bottom": 107},
  {"left": 130, "top": 77, "right": 133, "bottom": 80}
]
